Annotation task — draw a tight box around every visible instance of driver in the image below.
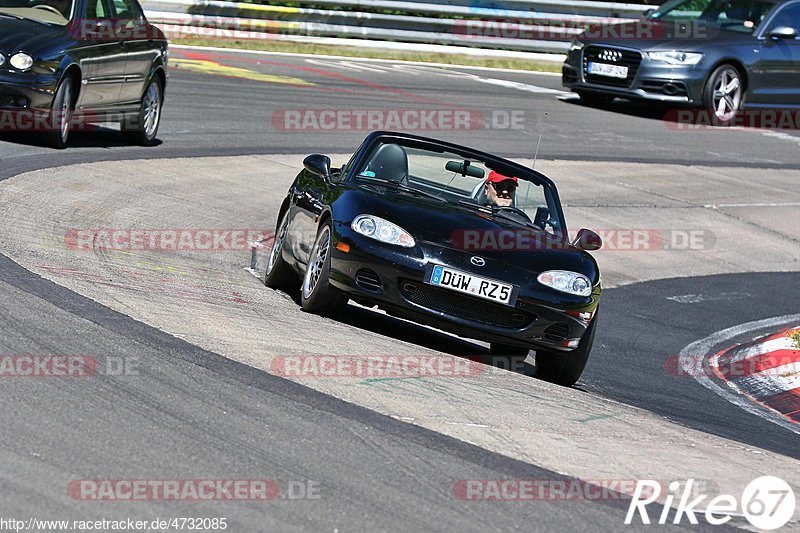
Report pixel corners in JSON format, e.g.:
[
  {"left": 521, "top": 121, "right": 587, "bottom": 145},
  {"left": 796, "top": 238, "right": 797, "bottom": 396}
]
[
  {"left": 41, "top": 0, "right": 70, "bottom": 17},
  {"left": 484, "top": 170, "right": 518, "bottom": 208}
]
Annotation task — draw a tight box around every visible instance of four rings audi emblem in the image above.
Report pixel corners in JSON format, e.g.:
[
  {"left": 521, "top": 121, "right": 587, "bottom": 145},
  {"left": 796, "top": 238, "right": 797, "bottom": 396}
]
[
  {"left": 599, "top": 49, "right": 623, "bottom": 62},
  {"left": 470, "top": 256, "right": 486, "bottom": 267}
]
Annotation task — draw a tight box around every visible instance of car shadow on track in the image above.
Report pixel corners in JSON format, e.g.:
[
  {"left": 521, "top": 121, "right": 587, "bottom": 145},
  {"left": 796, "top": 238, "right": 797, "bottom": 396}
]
[
  {"left": 307, "top": 297, "right": 540, "bottom": 379},
  {"left": 0, "top": 127, "right": 163, "bottom": 149},
  {"left": 560, "top": 96, "right": 673, "bottom": 122}
]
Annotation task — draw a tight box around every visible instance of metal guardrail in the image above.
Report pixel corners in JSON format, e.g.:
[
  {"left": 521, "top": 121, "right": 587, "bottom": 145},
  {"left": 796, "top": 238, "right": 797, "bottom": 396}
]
[{"left": 143, "top": 0, "right": 650, "bottom": 54}]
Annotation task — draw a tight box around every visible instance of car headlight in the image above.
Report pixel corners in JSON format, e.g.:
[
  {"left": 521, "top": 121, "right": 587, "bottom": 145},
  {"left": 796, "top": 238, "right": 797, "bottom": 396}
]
[
  {"left": 9, "top": 52, "right": 33, "bottom": 71},
  {"left": 351, "top": 215, "right": 415, "bottom": 248},
  {"left": 0, "top": 54, "right": 5, "bottom": 67},
  {"left": 647, "top": 51, "right": 703, "bottom": 66},
  {"left": 569, "top": 37, "right": 584, "bottom": 52},
  {"left": 537, "top": 270, "right": 592, "bottom": 297}
]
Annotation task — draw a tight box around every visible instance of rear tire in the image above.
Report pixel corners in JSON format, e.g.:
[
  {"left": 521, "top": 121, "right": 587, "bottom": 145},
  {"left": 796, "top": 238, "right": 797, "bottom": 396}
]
[
  {"left": 264, "top": 210, "right": 299, "bottom": 290},
  {"left": 577, "top": 91, "right": 614, "bottom": 106},
  {"left": 535, "top": 317, "right": 597, "bottom": 387},
  {"left": 44, "top": 76, "right": 74, "bottom": 149},
  {"left": 122, "top": 77, "right": 163, "bottom": 146},
  {"left": 300, "top": 221, "right": 347, "bottom": 315}
]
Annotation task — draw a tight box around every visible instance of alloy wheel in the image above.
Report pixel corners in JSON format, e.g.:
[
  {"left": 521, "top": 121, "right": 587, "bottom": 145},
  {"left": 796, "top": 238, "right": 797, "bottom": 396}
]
[{"left": 303, "top": 226, "right": 331, "bottom": 299}]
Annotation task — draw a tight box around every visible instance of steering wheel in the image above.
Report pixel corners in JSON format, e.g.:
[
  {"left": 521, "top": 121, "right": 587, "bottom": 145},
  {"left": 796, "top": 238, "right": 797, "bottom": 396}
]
[
  {"left": 32, "top": 3, "right": 64, "bottom": 15},
  {"left": 495, "top": 206, "right": 532, "bottom": 223}
]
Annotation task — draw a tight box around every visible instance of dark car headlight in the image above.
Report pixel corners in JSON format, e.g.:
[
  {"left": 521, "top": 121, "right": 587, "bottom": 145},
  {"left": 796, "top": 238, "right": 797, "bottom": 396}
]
[
  {"left": 647, "top": 51, "right": 703, "bottom": 66},
  {"left": 9, "top": 52, "right": 34, "bottom": 71},
  {"left": 537, "top": 270, "right": 592, "bottom": 297},
  {"left": 351, "top": 215, "right": 415, "bottom": 248}
]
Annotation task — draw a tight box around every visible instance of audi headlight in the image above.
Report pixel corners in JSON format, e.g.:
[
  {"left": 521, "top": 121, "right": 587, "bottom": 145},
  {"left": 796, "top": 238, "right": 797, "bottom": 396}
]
[
  {"left": 647, "top": 51, "right": 703, "bottom": 66},
  {"left": 9, "top": 52, "right": 33, "bottom": 71},
  {"left": 351, "top": 215, "right": 415, "bottom": 248},
  {"left": 537, "top": 270, "right": 592, "bottom": 297}
]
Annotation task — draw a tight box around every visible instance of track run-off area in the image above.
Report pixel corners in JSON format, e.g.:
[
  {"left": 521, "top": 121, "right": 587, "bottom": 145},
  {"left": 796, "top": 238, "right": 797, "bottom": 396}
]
[{"left": 0, "top": 46, "right": 799, "bottom": 530}]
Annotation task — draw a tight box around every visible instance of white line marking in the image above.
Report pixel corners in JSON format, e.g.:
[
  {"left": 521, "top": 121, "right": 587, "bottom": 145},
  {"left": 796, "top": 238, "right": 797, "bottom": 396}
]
[
  {"left": 729, "top": 336, "right": 797, "bottom": 364},
  {"left": 704, "top": 202, "right": 800, "bottom": 208},
  {"left": 471, "top": 76, "right": 571, "bottom": 96},
  {"left": 679, "top": 314, "right": 800, "bottom": 434},
  {"left": 172, "top": 44, "right": 563, "bottom": 76},
  {"left": 762, "top": 131, "right": 800, "bottom": 146},
  {"left": 666, "top": 292, "right": 751, "bottom": 304}
]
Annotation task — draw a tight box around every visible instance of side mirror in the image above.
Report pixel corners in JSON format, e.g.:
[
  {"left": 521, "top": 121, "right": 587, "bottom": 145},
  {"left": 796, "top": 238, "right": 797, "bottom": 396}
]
[
  {"left": 769, "top": 26, "right": 798, "bottom": 40},
  {"left": 643, "top": 8, "right": 655, "bottom": 18},
  {"left": 303, "top": 154, "right": 332, "bottom": 183},
  {"left": 573, "top": 228, "right": 602, "bottom": 251}
]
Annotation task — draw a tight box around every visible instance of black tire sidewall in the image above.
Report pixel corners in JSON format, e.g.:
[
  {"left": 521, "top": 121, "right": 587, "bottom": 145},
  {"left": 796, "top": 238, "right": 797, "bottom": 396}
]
[
  {"left": 300, "top": 221, "right": 344, "bottom": 314},
  {"left": 264, "top": 210, "right": 297, "bottom": 289},
  {"left": 48, "top": 77, "right": 73, "bottom": 149},
  {"left": 536, "top": 316, "right": 597, "bottom": 386},
  {"left": 703, "top": 64, "right": 743, "bottom": 122}
]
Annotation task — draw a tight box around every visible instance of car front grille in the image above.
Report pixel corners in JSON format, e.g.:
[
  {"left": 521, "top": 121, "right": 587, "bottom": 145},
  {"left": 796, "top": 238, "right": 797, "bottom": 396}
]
[
  {"left": 583, "top": 46, "right": 642, "bottom": 88},
  {"left": 400, "top": 281, "right": 533, "bottom": 329}
]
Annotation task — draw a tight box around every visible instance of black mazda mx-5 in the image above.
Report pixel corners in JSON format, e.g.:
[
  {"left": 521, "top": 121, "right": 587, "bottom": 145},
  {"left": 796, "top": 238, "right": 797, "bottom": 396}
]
[
  {"left": 0, "top": 0, "right": 167, "bottom": 147},
  {"left": 265, "top": 132, "right": 603, "bottom": 386}
]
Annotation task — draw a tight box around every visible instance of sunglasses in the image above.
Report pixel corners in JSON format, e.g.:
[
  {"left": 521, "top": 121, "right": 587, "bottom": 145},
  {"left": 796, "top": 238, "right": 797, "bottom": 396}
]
[{"left": 490, "top": 181, "right": 517, "bottom": 197}]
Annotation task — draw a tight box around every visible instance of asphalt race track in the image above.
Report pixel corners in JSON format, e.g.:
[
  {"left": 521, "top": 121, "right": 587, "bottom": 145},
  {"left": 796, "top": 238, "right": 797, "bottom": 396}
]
[{"left": 1, "top": 46, "right": 799, "bottom": 531}]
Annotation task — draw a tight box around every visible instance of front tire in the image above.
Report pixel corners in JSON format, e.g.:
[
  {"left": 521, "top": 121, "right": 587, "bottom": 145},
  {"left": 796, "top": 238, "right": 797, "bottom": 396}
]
[
  {"left": 123, "top": 77, "right": 163, "bottom": 146},
  {"left": 300, "top": 221, "right": 347, "bottom": 315},
  {"left": 704, "top": 64, "right": 744, "bottom": 124},
  {"left": 45, "top": 76, "right": 74, "bottom": 149},
  {"left": 535, "top": 316, "right": 597, "bottom": 387},
  {"left": 264, "top": 210, "right": 299, "bottom": 290}
]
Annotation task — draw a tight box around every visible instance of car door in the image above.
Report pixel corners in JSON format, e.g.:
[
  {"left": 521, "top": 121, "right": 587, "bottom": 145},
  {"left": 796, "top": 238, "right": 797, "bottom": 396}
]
[
  {"left": 73, "top": 0, "right": 127, "bottom": 110},
  {"left": 109, "top": 0, "right": 158, "bottom": 105},
  {"left": 291, "top": 171, "right": 328, "bottom": 264},
  {"left": 754, "top": 1, "right": 800, "bottom": 106}
]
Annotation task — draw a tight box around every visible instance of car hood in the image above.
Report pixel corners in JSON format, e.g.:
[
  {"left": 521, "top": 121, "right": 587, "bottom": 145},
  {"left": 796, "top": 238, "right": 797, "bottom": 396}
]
[
  {"left": 0, "top": 15, "right": 65, "bottom": 53},
  {"left": 359, "top": 185, "right": 599, "bottom": 280},
  {"left": 580, "top": 21, "right": 750, "bottom": 50}
]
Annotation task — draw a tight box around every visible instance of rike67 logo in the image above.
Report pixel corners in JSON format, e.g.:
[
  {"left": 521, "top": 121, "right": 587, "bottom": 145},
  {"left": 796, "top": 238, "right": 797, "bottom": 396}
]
[{"left": 625, "top": 477, "right": 795, "bottom": 529}]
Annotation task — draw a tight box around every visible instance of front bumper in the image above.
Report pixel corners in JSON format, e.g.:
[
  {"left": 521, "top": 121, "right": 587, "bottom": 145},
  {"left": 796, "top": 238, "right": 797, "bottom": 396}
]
[
  {"left": 562, "top": 45, "right": 708, "bottom": 105},
  {"left": 327, "top": 221, "right": 600, "bottom": 352},
  {"left": 0, "top": 73, "right": 59, "bottom": 111}
]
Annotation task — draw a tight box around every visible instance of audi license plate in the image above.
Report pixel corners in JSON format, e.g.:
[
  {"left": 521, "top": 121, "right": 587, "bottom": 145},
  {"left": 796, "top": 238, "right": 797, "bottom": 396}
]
[
  {"left": 588, "top": 62, "right": 628, "bottom": 79},
  {"left": 428, "top": 265, "right": 514, "bottom": 306}
]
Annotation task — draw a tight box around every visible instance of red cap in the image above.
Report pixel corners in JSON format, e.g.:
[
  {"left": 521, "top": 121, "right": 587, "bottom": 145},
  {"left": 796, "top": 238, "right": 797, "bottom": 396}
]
[{"left": 487, "top": 170, "right": 517, "bottom": 184}]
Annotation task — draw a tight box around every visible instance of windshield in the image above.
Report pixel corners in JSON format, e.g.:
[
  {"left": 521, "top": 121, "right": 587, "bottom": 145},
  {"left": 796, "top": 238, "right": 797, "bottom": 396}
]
[
  {"left": 353, "top": 141, "right": 564, "bottom": 235},
  {"left": 649, "top": 0, "right": 777, "bottom": 33},
  {"left": 0, "top": 0, "right": 75, "bottom": 24}
]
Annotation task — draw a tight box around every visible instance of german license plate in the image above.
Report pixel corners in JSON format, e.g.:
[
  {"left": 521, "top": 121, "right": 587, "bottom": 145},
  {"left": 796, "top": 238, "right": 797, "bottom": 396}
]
[
  {"left": 428, "top": 265, "right": 514, "bottom": 306},
  {"left": 588, "top": 62, "right": 628, "bottom": 79}
]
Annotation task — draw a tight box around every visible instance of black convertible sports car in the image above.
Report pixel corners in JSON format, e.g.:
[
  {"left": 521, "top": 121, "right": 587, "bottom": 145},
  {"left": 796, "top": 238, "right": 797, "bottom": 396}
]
[
  {"left": 265, "top": 131, "right": 603, "bottom": 386},
  {"left": 0, "top": 0, "right": 167, "bottom": 147}
]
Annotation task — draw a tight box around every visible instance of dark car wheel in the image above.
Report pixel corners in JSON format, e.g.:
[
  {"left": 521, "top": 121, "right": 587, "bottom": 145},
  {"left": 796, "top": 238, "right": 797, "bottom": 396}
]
[
  {"left": 301, "top": 221, "right": 347, "bottom": 315},
  {"left": 264, "top": 211, "right": 299, "bottom": 290},
  {"left": 535, "top": 316, "right": 597, "bottom": 387},
  {"left": 704, "top": 64, "right": 743, "bottom": 123},
  {"left": 123, "top": 77, "right": 163, "bottom": 146},
  {"left": 577, "top": 91, "right": 614, "bottom": 106},
  {"left": 45, "top": 76, "right": 74, "bottom": 149}
]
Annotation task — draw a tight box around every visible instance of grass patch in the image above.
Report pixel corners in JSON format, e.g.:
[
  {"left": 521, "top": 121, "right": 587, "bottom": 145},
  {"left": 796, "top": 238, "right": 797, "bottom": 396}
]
[
  {"left": 789, "top": 330, "right": 800, "bottom": 350},
  {"left": 169, "top": 37, "right": 564, "bottom": 72}
]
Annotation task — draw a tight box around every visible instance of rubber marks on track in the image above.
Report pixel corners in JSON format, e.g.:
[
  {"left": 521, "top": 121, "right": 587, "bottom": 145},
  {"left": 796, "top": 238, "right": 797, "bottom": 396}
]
[{"left": 713, "top": 329, "right": 800, "bottom": 423}]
